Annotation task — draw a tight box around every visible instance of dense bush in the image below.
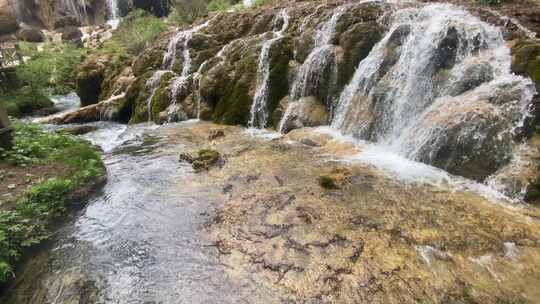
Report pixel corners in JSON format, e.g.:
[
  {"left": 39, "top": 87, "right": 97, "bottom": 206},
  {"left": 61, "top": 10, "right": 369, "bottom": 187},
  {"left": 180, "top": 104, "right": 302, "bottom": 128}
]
[
  {"left": 102, "top": 9, "right": 167, "bottom": 56},
  {"left": 0, "top": 42, "right": 86, "bottom": 117},
  {"left": 0, "top": 121, "right": 105, "bottom": 283}
]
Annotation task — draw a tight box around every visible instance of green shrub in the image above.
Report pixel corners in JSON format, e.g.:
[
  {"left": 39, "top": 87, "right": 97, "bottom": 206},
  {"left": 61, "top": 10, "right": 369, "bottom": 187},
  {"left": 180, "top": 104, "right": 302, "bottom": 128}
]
[
  {"left": 169, "top": 0, "right": 209, "bottom": 24},
  {"left": 1, "top": 41, "right": 86, "bottom": 117},
  {"left": 0, "top": 121, "right": 105, "bottom": 284},
  {"left": 107, "top": 9, "right": 167, "bottom": 55},
  {"left": 207, "top": 0, "right": 232, "bottom": 12}
]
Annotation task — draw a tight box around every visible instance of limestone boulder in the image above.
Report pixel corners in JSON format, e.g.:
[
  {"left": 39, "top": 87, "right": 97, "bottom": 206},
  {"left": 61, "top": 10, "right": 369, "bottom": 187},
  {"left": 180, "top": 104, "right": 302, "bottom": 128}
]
[{"left": 279, "top": 96, "right": 329, "bottom": 134}]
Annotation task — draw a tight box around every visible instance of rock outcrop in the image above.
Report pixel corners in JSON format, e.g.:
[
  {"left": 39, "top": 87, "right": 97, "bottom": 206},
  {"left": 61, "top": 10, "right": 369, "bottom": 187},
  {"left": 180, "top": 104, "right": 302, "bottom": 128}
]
[{"left": 0, "top": 0, "right": 19, "bottom": 35}]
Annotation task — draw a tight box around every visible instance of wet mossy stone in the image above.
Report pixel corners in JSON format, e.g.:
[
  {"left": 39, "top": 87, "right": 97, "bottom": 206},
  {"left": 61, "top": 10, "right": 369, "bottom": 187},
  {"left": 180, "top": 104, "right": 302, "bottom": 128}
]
[
  {"left": 266, "top": 38, "right": 292, "bottom": 127},
  {"left": 338, "top": 22, "right": 383, "bottom": 91},
  {"left": 180, "top": 149, "right": 222, "bottom": 172},
  {"left": 150, "top": 72, "right": 175, "bottom": 123},
  {"left": 512, "top": 40, "right": 540, "bottom": 89},
  {"left": 211, "top": 54, "right": 258, "bottom": 125},
  {"left": 128, "top": 71, "right": 155, "bottom": 124}
]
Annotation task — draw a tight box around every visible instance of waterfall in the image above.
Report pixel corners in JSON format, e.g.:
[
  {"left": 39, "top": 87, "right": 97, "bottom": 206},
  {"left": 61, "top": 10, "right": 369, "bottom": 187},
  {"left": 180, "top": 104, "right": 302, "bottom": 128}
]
[
  {"left": 145, "top": 70, "right": 170, "bottom": 122},
  {"left": 106, "top": 0, "right": 121, "bottom": 28},
  {"left": 62, "top": 0, "right": 88, "bottom": 24},
  {"left": 163, "top": 20, "right": 213, "bottom": 71},
  {"left": 279, "top": 7, "right": 345, "bottom": 132},
  {"left": 331, "top": 4, "right": 535, "bottom": 174},
  {"left": 249, "top": 10, "right": 290, "bottom": 129}
]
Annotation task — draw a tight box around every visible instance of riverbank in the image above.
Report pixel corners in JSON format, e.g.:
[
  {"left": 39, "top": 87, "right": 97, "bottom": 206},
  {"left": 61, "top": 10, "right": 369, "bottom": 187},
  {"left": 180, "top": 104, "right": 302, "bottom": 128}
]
[{"left": 0, "top": 120, "right": 106, "bottom": 286}]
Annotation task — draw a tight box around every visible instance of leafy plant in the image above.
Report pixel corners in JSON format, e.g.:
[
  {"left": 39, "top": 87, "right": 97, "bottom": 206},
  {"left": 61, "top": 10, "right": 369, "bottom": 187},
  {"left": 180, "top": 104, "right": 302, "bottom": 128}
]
[
  {"left": 103, "top": 9, "right": 167, "bottom": 56},
  {"left": 0, "top": 121, "right": 105, "bottom": 284},
  {"left": 207, "top": 0, "right": 232, "bottom": 12}
]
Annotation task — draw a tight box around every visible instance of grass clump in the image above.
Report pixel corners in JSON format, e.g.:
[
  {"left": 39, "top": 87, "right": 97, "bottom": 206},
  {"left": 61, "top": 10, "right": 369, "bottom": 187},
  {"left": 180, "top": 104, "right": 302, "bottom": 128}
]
[
  {"left": 100, "top": 9, "right": 167, "bottom": 56},
  {"left": 0, "top": 120, "right": 105, "bottom": 283}
]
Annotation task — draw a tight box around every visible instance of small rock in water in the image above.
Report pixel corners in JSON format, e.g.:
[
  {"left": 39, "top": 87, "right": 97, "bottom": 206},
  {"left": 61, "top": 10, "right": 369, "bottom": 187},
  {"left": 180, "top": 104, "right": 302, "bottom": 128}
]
[
  {"left": 318, "top": 167, "right": 352, "bottom": 189},
  {"left": 208, "top": 129, "right": 225, "bottom": 141},
  {"left": 180, "top": 149, "right": 223, "bottom": 172},
  {"left": 179, "top": 153, "right": 194, "bottom": 163}
]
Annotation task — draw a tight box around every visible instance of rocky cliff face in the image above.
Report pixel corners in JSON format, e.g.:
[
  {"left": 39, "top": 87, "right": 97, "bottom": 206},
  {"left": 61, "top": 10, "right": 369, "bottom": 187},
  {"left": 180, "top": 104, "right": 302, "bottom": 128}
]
[{"left": 0, "top": 0, "right": 109, "bottom": 36}]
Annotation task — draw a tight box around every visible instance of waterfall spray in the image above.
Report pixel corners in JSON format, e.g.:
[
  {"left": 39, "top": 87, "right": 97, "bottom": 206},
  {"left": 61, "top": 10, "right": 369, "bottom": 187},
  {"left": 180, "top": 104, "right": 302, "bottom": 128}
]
[{"left": 249, "top": 10, "right": 290, "bottom": 129}]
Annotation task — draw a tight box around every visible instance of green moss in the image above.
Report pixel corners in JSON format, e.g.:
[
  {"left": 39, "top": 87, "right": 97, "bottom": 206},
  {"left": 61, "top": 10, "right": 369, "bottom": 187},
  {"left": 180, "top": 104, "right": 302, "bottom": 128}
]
[
  {"left": 212, "top": 81, "right": 252, "bottom": 125},
  {"left": 150, "top": 73, "right": 175, "bottom": 123},
  {"left": 338, "top": 22, "right": 382, "bottom": 91},
  {"left": 128, "top": 72, "right": 155, "bottom": 124},
  {"left": 319, "top": 175, "right": 339, "bottom": 189},
  {"left": 512, "top": 40, "right": 540, "bottom": 89},
  {"left": 266, "top": 39, "right": 291, "bottom": 127},
  {"left": 211, "top": 53, "right": 258, "bottom": 125}
]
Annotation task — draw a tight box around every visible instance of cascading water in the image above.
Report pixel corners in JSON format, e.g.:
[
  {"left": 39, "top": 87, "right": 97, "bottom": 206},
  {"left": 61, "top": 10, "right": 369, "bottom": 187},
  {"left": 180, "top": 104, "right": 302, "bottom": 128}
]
[
  {"left": 249, "top": 10, "right": 290, "bottom": 129},
  {"left": 145, "top": 70, "right": 170, "bottom": 122},
  {"left": 331, "top": 4, "right": 536, "bottom": 183},
  {"left": 62, "top": 0, "right": 88, "bottom": 24},
  {"left": 163, "top": 20, "right": 213, "bottom": 71},
  {"left": 279, "top": 7, "right": 345, "bottom": 132},
  {"left": 106, "top": 0, "right": 121, "bottom": 28}
]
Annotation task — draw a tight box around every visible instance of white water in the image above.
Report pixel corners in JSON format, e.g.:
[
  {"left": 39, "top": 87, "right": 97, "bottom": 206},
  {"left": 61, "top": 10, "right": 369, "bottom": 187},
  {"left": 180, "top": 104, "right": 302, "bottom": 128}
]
[
  {"left": 163, "top": 20, "right": 213, "bottom": 71},
  {"left": 331, "top": 4, "right": 535, "bottom": 175},
  {"left": 145, "top": 70, "right": 170, "bottom": 122},
  {"left": 106, "top": 0, "right": 121, "bottom": 29},
  {"left": 63, "top": 0, "right": 88, "bottom": 24},
  {"left": 249, "top": 10, "right": 290, "bottom": 129},
  {"left": 279, "top": 7, "right": 345, "bottom": 132}
]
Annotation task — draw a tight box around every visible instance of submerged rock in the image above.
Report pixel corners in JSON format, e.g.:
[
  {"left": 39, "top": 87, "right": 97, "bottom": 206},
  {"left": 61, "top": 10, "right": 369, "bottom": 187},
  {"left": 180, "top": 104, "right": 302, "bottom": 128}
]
[{"left": 179, "top": 149, "right": 223, "bottom": 172}]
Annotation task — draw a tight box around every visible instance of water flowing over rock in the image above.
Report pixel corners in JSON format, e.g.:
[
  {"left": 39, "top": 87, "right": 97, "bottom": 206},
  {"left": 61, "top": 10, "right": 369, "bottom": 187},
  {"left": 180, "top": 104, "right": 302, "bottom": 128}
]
[
  {"left": 249, "top": 10, "right": 290, "bottom": 129},
  {"left": 279, "top": 6, "right": 345, "bottom": 132},
  {"left": 332, "top": 4, "right": 536, "bottom": 181}
]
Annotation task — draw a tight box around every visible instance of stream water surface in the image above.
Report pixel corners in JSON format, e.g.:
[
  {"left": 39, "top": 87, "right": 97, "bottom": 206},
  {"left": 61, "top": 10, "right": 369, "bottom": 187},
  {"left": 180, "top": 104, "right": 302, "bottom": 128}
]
[{"left": 2, "top": 122, "right": 274, "bottom": 304}]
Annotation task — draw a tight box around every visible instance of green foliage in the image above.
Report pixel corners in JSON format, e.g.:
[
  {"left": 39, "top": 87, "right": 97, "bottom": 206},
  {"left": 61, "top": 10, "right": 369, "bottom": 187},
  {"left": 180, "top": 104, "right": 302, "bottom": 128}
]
[
  {"left": 207, "top": 0, "right": 232, "bottom": 12},
  {"left": 0, "top": 121, "right": 105, "bottom": 284},
  {"left": 1, "top": 41, "right": 86, "bottom": 117},
  {"left": 251, "top": 0, "right": 272, "bottom": 8},
  {"left": 169, "top": 0, "right": 209, "bottom": 25},
  {"left": 105, "top": 9, "right": 167, "bottom": 55}
]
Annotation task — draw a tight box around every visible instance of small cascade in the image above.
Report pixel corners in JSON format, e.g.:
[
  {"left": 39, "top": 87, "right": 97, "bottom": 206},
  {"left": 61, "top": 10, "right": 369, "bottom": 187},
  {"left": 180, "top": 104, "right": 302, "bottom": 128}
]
[
  {"left": 166, "top": 76, "right": 189, "bottom": 121},
  {"left": 163, "top": 20, "right": 213, "bottom": 71},
  {"left": 106, "top": 0, "right": 121, "bottom": 28},
  {"left": 331, "top": 4, "right": 536, "bottom": 183},
  {"left": 279, "top": 7, "right": 345, "bottom": 132},
  {"left": 145, "top": 70, "right": 170, "bottom": 122},
  {"left": 249, "top": 10, "right": 290, "bottom": 129},
  {"left": 63, "top": 0, "right": 88, "bottom": 24}
]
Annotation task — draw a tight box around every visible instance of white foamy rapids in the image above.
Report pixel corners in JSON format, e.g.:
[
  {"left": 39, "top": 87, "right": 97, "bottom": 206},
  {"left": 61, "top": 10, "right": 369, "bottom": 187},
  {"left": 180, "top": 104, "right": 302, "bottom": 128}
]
[
  {"left": 145, "top": 70, "right": 170, "bottom": 122},
  {"left": 289, "top": 7, "right": 344, "bottom": 101},
  {"left": 163, "top": 19, "right": 213, "bottom": 72},
  {"left": 50, "top": 92, "right": 81, "bottom": 112},
  {"left": 314, "top": 126, "right": 517, "bottom": 204},
  {"left": 331, "top": 4, "right": 535, "bottom": 185},
  {"left": 249, "top": 10, "right": 289, "bottom": 129}
]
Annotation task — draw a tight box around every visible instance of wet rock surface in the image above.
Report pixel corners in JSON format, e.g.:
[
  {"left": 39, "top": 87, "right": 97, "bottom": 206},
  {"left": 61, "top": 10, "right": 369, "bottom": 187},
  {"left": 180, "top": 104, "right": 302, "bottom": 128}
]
[{"left": 2, "top": 122, "right": 540, "bottom": 303}]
